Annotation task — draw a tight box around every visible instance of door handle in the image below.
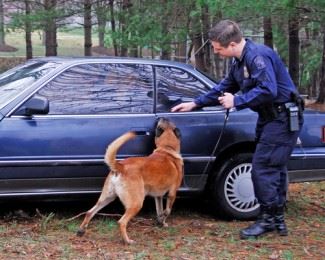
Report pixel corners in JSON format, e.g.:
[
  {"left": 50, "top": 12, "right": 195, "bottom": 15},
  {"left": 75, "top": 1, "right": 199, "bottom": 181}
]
[{"left": 131, "top": 128, "right": 151, "bottom": 136}]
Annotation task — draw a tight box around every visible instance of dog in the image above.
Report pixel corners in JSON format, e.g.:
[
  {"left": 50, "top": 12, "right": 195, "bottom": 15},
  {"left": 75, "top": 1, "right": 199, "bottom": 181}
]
[{"left": 77, "top": 118, "right": 183, "bottom": 244}]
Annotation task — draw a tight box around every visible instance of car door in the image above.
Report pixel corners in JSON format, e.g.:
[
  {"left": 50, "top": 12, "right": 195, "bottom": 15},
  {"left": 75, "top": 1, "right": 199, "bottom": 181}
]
[
  {"left": 153, "top": 65, "right": 229, "bottom": 191},
  {"left": 0, "top": 62, "right": 156, "bottom": 196}
]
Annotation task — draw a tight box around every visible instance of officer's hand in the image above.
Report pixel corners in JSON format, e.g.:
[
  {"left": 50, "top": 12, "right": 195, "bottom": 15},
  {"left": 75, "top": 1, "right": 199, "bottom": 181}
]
[
  {"left": 171, "top": 102, "right": 197, "bottom": 112},
  {"left": 218, "top": 92, "right": 234, "bottom": 109}
]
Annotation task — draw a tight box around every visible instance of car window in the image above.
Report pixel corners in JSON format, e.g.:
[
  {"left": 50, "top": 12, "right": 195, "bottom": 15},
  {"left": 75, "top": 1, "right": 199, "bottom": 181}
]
[
  {"left": 36, "top": 63, "right": 154, "bottom": 115},
  {"left": 155, "top": 66, "right": 218, "bottom": 112}
]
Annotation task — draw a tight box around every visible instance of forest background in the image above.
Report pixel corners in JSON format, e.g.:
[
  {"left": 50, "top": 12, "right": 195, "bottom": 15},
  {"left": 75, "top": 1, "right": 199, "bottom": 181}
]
[{"left": 0, "top": 0, "right": 324, "bottom": 104}]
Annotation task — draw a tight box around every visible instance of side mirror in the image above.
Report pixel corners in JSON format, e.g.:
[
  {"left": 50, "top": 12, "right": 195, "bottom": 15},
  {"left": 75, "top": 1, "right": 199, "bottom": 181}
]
[{"left": 14, "top": 95, "right": 49, "bottom": 116}]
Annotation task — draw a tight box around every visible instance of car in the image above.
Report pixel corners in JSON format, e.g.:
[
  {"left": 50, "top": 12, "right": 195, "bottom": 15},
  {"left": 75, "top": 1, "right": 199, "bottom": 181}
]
[{"left": 0, "top": 57, "right": 325, "bottom": 219}]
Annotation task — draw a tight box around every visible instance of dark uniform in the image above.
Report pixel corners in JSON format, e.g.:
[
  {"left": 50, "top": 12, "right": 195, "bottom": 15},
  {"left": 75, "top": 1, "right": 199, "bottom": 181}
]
[{"left": 194, "top": 39, "right": 304, "bottom": 237}]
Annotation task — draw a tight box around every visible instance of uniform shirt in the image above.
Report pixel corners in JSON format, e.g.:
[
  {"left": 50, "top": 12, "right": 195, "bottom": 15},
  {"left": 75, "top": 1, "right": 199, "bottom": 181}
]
[{"left": 194, "top": 39, "right": 298, "bottom": 111}]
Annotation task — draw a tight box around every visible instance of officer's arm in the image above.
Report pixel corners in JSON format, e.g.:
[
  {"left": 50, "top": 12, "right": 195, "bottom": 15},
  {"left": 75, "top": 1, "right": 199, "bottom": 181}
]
[
  {"left": 234, "top": 55, "right": 277, "bottom": 110},
  {"left": 195, "top": 70, "right": 239, "bottom": 107}
]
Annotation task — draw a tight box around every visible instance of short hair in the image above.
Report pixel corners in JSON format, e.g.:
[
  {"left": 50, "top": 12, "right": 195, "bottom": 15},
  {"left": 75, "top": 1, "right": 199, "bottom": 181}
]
[{"left": 208, "top": 20, "right": 243, "bottom": 47}]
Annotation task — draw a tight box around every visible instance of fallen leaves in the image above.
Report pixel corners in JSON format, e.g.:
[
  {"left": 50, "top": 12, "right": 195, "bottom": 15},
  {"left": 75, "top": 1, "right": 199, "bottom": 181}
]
[{"left": 0, "top": 182, "right": 324, "bottom": 259}]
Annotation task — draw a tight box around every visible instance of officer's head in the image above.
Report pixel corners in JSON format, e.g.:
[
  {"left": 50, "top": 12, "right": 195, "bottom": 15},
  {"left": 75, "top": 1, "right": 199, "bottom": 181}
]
[
  {"left": 209, "top": 20, "right": 242, "bottom": 47},
  {"left": 208, "top": 20, "right": 244, "bottom": 58}
]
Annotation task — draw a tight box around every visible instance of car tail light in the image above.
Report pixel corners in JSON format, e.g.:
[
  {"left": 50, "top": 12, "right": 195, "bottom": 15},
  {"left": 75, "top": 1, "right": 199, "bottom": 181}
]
[{"left": 323, "top": 126, "right": 325, "bottom": 143}]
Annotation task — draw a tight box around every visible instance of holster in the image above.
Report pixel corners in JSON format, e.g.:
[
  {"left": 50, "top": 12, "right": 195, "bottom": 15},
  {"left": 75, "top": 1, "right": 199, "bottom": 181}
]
[
  {"left": 257, "top": 92, "right": 304, "bottom": 131},
  {"left": 258, "top": 104, "right": 278, "bottom": 121},
  {"left": 291, "top": 92, "right": 304, "bottom": 120}
]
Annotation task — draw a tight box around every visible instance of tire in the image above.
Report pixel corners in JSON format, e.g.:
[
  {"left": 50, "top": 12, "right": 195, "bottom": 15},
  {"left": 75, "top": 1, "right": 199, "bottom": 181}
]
[{"left": 211, "top": 153, "right": 259, "bottom": 220}]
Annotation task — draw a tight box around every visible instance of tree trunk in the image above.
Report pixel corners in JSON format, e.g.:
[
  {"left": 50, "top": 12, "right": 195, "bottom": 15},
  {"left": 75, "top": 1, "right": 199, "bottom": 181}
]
[
  {"left": 189, "top": 3, "right": 205, "bottom": 72},
  {"left": 288, "top": 4, "right": 300, "bottom": 88},
  {"left": 119, "top": 0, "right": 131, "bottom": 57},
  {"left": 191, "top": 32, "right": 206, "bottom": 71},
  {"left": 25, "top": 0, "right": 33, "bottom": 59},
  {"left": 84, "top": 0, "right": 92, "bottom": 56},
  {"left": 96, "top": 5, "right": 106, "bottom": 48},
  {"left": 263, "top": 16, "right": 273, "bottom": 49},
  {"left": 201, "top": 3, "right": 210, "bottom": 72},
  {"left": 317, "top": 26, "right": 325, "bottom": 103},
  {"left": 175, "top": 41, "right": 187, "bottom": 63},
  {"left": 160, "top": 0, "right": 170, "bottom": 60},
  {"left": 45, "top": 0, "right": 57, "bottom": 56},
  {"left": 0, "top": 0, "right": 5, "bottom": 45},
  {"left": 109, "top": 0, "right": 118, "bottom": 56}
]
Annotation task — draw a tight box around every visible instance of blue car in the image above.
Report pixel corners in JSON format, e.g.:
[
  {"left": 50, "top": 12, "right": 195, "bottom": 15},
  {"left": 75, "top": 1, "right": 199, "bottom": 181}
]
[{"left": 0, "top": 57, "right": 324, "bottom": 219}]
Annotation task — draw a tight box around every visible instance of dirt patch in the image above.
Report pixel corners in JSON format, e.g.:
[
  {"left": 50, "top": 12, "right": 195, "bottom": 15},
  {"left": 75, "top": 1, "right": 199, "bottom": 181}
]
[
  {"left": 0, "top": 44, "right": 18, "bottom": 52},
  {"left": 0, "top": 57, "right": 26, "bottom": 73},
  {"left": 0, "top": 182, "right": 324, "bottom": 259},
  {"left": 91, "top": 46, "right": 116, "bottom": 56}
]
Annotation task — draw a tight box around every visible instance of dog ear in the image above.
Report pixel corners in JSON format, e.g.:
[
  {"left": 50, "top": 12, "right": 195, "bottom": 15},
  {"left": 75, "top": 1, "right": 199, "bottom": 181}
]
[
  {"left": 173, "top": 128, "right": 181, "bottom": 139},
  {"left": 155, "top": 126, "right": 164, "bottom": 137}
]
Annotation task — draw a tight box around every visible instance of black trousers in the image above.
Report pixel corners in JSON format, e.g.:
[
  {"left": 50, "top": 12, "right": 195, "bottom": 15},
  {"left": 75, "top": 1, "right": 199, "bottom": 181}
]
[{"left": 252, "top": 111, "right": 303, "bottom": 206}]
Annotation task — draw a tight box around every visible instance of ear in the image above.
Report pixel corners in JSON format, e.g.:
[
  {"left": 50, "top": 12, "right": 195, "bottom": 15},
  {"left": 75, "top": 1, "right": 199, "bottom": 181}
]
[
  {"left": 173, "top": 128, "right": 181, "bottom": 139},
  {"left": 155, "top": 126, "right": 164, "bottom": 137}
]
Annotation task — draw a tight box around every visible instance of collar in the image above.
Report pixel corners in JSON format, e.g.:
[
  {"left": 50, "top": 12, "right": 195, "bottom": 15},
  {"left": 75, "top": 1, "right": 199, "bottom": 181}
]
[
  {"left": 236, "top": 38, "right": 251, "bottom": 62},
  {"left": 154, "top": 147, "right": 183, "bottom": 162}
]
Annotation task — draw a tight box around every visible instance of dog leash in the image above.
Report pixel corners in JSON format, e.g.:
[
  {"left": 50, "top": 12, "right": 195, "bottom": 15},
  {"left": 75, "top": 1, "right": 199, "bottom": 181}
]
[
  {"left": 182, "top": 106, "right": 230, "bottom": 188},
  {"left": 202, "top": 107, "right": 230, "bottom": 176}
]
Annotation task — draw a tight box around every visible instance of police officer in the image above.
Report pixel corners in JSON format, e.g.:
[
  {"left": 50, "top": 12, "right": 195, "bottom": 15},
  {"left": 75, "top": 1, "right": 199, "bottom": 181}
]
[{"left": 171, "top": 20, "right": 304, "bottom": 239}]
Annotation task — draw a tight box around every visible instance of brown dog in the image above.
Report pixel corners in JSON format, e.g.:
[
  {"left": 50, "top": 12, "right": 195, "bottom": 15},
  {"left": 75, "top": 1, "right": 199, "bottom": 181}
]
[{"left": 77, "top": 118, "right": 183, "bottom": 244}]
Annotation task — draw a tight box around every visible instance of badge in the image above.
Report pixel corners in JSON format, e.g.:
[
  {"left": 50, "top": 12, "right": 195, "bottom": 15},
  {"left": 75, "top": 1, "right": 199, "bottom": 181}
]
[
  {"left": 254, "top": 56, "right": 266, "bottom": 70},
  {"left": 243, "top": 66, "right": 249, "bottom": 78}
]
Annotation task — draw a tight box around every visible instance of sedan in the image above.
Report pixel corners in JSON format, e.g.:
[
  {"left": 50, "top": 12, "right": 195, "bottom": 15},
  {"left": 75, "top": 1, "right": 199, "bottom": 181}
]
[{"left": 1, "top": 57, "right": 324, "bottom": 219}]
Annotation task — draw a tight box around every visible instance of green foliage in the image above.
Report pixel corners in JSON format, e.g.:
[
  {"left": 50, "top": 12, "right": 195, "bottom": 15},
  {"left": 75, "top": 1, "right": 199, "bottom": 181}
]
[
  {"left": 300, "top": 47, "right": 322, "bottom": 90},
  {"left": 2, "top": 0, "right": 324, "bottom": 96},
  {"left": 65, "top": 221, "right": 80, "bottom": 233},
  {"left": 273, "top": 25, "right": 289, "bottom": 63},
  {"left": 40, "top": 212, "right": 55, "bottom": 233}
]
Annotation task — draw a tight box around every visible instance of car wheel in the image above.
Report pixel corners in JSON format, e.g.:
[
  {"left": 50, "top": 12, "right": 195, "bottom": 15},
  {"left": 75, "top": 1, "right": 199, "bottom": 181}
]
[{"left": 211, "top": 153, "right": 259, "bottom": 220}]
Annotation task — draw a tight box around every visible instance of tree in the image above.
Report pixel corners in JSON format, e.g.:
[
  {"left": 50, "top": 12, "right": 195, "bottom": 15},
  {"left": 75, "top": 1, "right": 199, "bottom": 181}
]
[
  {"left": 108, "top": 0, "right": 117, "bottom": 55},
  {"left": 94, "top": 0, "right": 109, "bottom": 48},
  {"left": 0, "top": 0, "right": 5, "bottom": 45},
  {"left": 263, "top": 16, "right": 273, "bottom": 49},
  {"left": 287, "top": 0, "right": 300, "bottom": 88},
  {"left": 84, "top": 0, "right": 92, "bottom": 56},
  {"left": 24, "top": 0, "right": 32, "bottom": 59},
  {"left": 2, "top": 0, "right": 324, "bottom": 102},
  {"left": 318, "top": 25, "right": 325, "bottom": 103}
]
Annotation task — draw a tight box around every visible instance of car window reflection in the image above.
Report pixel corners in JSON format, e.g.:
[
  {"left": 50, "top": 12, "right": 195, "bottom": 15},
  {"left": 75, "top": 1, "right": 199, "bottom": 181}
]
[
  {"left": 37, "top": 63, "right": 154, "bottom": 115},
  {"left": 155, "top": 66, "right": 218, "bottom": 112},
  {"left": 0, "top": 61, "right": 60, "bottom": 109}
]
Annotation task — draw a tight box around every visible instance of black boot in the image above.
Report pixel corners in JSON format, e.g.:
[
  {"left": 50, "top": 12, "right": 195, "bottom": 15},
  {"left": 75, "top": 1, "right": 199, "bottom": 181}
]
[
  {"left": 240, "top": 205, "right": 276, "bottom": 239},
  {"left": 274, "top": 205, "right": 288, "bottom": 236}
]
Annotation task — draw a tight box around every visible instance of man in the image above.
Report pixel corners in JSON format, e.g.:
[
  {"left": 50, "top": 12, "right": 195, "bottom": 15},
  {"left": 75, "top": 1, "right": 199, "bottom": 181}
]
[{"left": 172, "top": 20, "right": 304, "bottom": 239}]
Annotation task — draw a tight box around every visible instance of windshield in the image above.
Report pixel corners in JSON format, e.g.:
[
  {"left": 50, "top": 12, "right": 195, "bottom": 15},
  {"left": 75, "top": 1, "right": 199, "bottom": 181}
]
[{"left": 0, "top": 61, "right": 61, "bottom": 109}]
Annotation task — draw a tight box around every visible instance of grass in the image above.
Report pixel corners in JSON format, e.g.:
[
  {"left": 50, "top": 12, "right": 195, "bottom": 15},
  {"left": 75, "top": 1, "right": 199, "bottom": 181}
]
[
  {"left": 0, "top": 28, "right": 98, "bottom": 57},
  {"left": 0, "top": 182, "right": 324, "bottom": 259}
]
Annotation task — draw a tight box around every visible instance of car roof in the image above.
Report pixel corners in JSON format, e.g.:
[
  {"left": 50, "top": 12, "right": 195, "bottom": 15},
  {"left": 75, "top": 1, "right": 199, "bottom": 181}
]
[{"left": 29, "top": 56, "right": 195, "bottom": 69}]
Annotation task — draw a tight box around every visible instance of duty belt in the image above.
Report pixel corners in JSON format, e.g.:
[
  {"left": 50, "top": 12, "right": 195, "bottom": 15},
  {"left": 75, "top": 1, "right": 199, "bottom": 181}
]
[{"left": 274, "top": 103, "right": 287, "bottom": 113}]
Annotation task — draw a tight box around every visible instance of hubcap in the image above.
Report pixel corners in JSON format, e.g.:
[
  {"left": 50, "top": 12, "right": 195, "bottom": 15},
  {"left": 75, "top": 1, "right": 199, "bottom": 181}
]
[{"left": 224, "top": 163, "right": 259, "bottom": 213}]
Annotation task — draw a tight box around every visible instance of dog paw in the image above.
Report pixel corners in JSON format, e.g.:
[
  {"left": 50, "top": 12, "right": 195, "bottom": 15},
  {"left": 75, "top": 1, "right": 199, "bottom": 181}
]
[
  {"left": 76, "top": 229, "right": 85, "bottom": 237},
  {"left": 162, "top": 222, "right": 168, "bottom": 227},
  {"left": 124, "top": 239, "right": 136, "bottom": 245}
]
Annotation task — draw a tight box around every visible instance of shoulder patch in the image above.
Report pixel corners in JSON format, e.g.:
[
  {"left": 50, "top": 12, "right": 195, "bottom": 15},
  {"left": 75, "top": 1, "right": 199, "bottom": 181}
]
[{"left": 253, "top": 56, "right": 266, "bottom": 70}]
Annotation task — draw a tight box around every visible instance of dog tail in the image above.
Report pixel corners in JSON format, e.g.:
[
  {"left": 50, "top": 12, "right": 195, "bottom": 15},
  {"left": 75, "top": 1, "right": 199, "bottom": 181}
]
[{"left": 104, "top": 131, "right": 136, "bottom": 172}]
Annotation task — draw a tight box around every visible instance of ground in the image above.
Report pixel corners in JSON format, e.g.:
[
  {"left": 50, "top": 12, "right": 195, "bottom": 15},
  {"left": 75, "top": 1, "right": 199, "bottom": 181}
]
[
  {"left": 0, "top": 44, "right": 17, "bottom": 52},
  {"left": 0, "top": 182, "right": 324, "bottom": 259}
]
